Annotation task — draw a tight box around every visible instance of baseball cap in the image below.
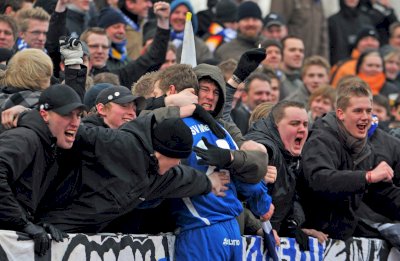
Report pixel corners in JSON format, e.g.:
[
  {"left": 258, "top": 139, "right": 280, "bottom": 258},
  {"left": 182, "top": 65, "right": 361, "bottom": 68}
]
[
  {"left": 39, "top": 84, "right": 86, "bottom": 115},
  {"left": 263, "top": 12, "right": 285, "bottom": 28},
  {"left": 95, "top": 86, "right": 146, "bottom": 110}
]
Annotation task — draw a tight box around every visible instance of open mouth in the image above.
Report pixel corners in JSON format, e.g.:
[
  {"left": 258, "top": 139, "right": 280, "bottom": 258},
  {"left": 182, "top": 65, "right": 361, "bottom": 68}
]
[
  {"left": 356, "top": 123, "right": 367, "bottom": 132},
  {"left": 65, "top": 130, "right": 76, "bottom": 138},
  {"left": 294, "top": 137, "right": 302, "bottom": 146}
]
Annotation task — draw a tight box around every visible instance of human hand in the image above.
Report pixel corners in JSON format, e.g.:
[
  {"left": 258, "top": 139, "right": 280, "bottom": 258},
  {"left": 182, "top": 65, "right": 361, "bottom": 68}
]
[
  {"left": 42, "top": 223, "right": 69, "bottom": 242},
  {"left": 59, "top": 36, "right": 83, "bottom": 66},
  {"left": 208, "top": 171, "right": 230, "bottom": 197},
  {"left": 260, "top": 203, "right": 275, "bottom": 221},
  {"left": 165, "top": 88, "right": 198, "bottom": 107},
  {"left": 232, "top": 48, "right": 266, "bottom": 82},
  {"left": 55, "top": 0, "right": 71, "bottom": 12},
  {"left": 264, "top": 165, "right": 277, "bottom": 184},
  {"left": 368, "top": 161, "right": 394, "bottom": 183},
  {"left": 272, "top": 229, "right": 281, "bottom": 246},
  {"left": 2, "top": 105, "right": 29, "bottom": 129},
  {"left": 192, "top": 104, "right": 225, "bottom": 138},
  {"left": 194, "top": 137, "right": 232, "bottom": 168},
  {"left": 22, "top": 222, "right": 50, "bottom": 256},
  {"left": 154, "top": 2, "right": 170, "bottom": 29},
  {"left": 301, "top": 228, "right": 328, "bottom": 244}
]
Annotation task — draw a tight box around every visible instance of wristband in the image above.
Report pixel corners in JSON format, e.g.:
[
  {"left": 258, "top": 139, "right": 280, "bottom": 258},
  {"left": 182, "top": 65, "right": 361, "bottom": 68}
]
[{"left": 231, "top": 75, "right": 242, "bottom": 84}]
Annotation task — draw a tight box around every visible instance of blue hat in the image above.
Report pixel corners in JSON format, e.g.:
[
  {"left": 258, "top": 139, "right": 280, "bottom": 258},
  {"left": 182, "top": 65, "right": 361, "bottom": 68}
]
[
  {"left": 84, "top": 83, "right": 113, "bottom": 109},
  {"left": 170, "top": 0, "right": 198, "bottom": 33},
  {"left": 97, "top": 7, "right": 127, "bottom": 29}
]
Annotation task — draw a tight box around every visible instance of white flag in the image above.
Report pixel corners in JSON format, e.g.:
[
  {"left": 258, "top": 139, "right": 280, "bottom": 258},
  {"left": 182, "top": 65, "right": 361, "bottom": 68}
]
[{"left": 180, "top": 12, "right": 197, "bottom": 67}]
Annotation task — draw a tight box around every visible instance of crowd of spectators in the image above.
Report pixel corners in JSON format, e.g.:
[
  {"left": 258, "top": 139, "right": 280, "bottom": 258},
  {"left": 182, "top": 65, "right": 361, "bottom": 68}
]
[{"left": 0, "top": 0, "right": 400, "bottom": 260}]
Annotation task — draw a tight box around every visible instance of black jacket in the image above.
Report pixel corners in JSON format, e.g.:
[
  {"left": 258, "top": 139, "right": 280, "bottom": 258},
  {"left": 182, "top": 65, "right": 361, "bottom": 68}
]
[
  {"left": 40, "top": 114, "right": 212, "bottom": 233},
  {"left": 91, "top": 26, "right": 170, "bottom": 89},
  {"left": 245, "top": 113, "right": 305, "bottom": 233},
  {"left": 328, "top": 0, "right": 373, "bottom": 65},
  {"left": 231, "top": 103, "right": 251, "bottom": 135},
  {"left": 0, "top": 110, "right": 58, "bottom": 230},
  {"left": 301, "top": 112, "right": 400, "bottom": 239}
]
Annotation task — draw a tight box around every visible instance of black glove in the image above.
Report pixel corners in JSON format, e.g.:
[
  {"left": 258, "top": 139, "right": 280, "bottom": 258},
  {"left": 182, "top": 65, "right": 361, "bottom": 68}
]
[
  {"left": 233, "top": 48, "right": 266, "bottom": 82},
  {"left": 42, "top": 223, "right": 69, "bottom": 242},
  {"left": 192, "top": 104, "right": 226, "bottom": 138},
  {"left": 194, "top": 137, "right": 232, "bottom": 168},
  {"left": 22, "top": 222, "right": 50, "bottom": 256},
  {"left": 59, "top": 36, "right": 83, "bottom": 66},
  {"left": 293, "top": 227, "right": 310, "bottom": 251},
  {"left": 286, "top": 220, "right": 309, "bottom": 251}
]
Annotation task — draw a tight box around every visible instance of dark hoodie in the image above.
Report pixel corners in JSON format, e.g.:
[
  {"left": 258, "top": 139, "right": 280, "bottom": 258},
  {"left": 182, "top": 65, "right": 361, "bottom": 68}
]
[
  {"left": 328, "top": 0, "right": 373, "bottom": 65},
  {"left": 40, "top": 113, "right": 212, "bottom": 233},
  {"left": 245, "top": 112, "right": 305, "bottom": 233},
  {"left": 0, "top": 110, "right": 58, "bottom": 231},
  {"left": 194, "top": 63, "right": 267, "bottom": 184}
]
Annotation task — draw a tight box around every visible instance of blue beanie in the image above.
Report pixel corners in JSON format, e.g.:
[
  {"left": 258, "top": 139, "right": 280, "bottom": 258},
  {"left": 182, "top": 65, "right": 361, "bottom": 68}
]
[
  {"left": 170, "top": 0, "right": 198, "bottom": 33},
  {"left": 84, "top": 83, "right": 114, "bottom": 109},
  {"left": 97, "top": 7, "right": 127, "bottom": 29}
]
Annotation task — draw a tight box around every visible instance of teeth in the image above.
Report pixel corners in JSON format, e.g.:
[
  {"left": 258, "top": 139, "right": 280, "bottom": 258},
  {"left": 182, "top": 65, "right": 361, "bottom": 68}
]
[{"left": 65, "top": 131, "right": 75, "bottom": 136}]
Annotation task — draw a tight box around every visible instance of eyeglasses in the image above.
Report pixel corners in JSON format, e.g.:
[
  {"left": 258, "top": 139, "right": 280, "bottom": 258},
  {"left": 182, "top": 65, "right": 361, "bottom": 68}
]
[
  {"left": 26, "top": 30, "right": 48, "bottom": 36},
  {"left": 88, "top": 44, "right": 110, "bottom": 50}
]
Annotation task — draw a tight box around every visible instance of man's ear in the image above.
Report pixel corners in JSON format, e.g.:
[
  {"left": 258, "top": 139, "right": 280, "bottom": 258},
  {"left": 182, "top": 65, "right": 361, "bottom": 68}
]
[
  {"left": 96, "top": 103, "right": 106, "bottom": 116},
  {"left": 336, "top": 108, "right": 344, "bottom": 121},
  {"left": 167, "top": 85, "right": 177, "bottom": 95},
  {"left": 39, "top": 109, "right": 49, "bottom": 123}
]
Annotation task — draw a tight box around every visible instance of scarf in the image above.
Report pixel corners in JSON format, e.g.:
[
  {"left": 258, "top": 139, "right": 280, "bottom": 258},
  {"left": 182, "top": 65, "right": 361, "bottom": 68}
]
[
  {"left": 357, "top": 72, "right": 386, "bottom": 95},
  {"left": 170, "top": 30, "right": 184, "bottom": 48},
  {"left": 16, "top": 37, "right": 47, "bottom": 53},
  {"left": 109, "top": 40, "right": 127, "bottom": 62},
  {"left": 205, "top": 22, "right": 237, "bottom": 52},
  {"left": 117, "top": 8, "right": 140, "bottom": 32},
  {"left": 16, "top": 38, "right": 28, "bottom": 51},
  {"left": 336, "top": 117, "right": 368, "bottom": 158}
]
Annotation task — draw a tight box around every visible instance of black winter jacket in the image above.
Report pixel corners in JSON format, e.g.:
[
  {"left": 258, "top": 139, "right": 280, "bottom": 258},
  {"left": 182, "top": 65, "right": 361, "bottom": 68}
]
[
  {"left": 245, "top": 113, "right": 305, "bottom": 232},
  {"left": 0, "top": 110, "right": 58, "bottom": 230},
  {"left": 40, "top": 114, "right": 212, "bottom": 233},
  {"left": 301, "top": 112, "right": 400, "bottom": 239},
  {"left": 91, "top": 26, "right": 170, "bottom": 89}
]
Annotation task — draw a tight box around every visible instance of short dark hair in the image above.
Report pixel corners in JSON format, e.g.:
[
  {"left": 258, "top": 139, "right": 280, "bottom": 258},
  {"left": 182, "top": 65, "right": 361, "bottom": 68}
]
[
  {"left": 0, "top": 15, "right": 18, "bottom": 41},
  {"left": 157, "top": 64, "right": 198, "bottom": 94},
  {"left": 271, "top": 100, "right": 305, "bottom": 124},
  {"left": 389, "top": 22, "right": 400, "bottom": 38},
  {"left": 244, "top": 72, "right": 271, "bottom": 93}
]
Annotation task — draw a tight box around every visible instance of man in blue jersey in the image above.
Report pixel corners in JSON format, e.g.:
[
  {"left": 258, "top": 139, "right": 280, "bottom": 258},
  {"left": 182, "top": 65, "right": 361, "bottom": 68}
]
[{"left": 170, "top": 63, "right": 275, "bottom": 261}]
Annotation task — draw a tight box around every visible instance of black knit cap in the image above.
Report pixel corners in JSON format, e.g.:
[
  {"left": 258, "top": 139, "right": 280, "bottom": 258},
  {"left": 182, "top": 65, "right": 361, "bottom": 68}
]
[
  {"left": 97, "top": 7, "right": 127, "bottom": 29},
  {"left": 216, "top": 0, "right": 238, "bottom": 23},
  {"left": 355, "top": 26, "right": 379, "bottom": 47},
  {"left": 237, "top": 1, "right": 262, "bottom": 21},
  {"left": 152, "top": 118, "right": 193, "bottom": 159}
]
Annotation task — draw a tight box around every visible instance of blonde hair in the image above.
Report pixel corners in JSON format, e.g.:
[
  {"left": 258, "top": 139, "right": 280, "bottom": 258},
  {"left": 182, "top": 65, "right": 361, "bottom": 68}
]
[
  {"left": 336, "top": 76, "right": 372, "bottom": 110},
  {"left": 249, "top": 101, "right": 275, "bottom": 126},
  {"left": 132, "top": 71, "right": 158, "bottom": 98},
  {"left": 17, "top": 7, "right": 50, "bottom": 32},
  {"left": 0, "top": 49, "right": 53, "bottom": 90}
]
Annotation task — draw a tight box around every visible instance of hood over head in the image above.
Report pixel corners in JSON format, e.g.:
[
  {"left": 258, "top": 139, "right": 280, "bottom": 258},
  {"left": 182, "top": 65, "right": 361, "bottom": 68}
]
[{"left": 193, "top": 63, "right": 226, "bottom": 118}]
